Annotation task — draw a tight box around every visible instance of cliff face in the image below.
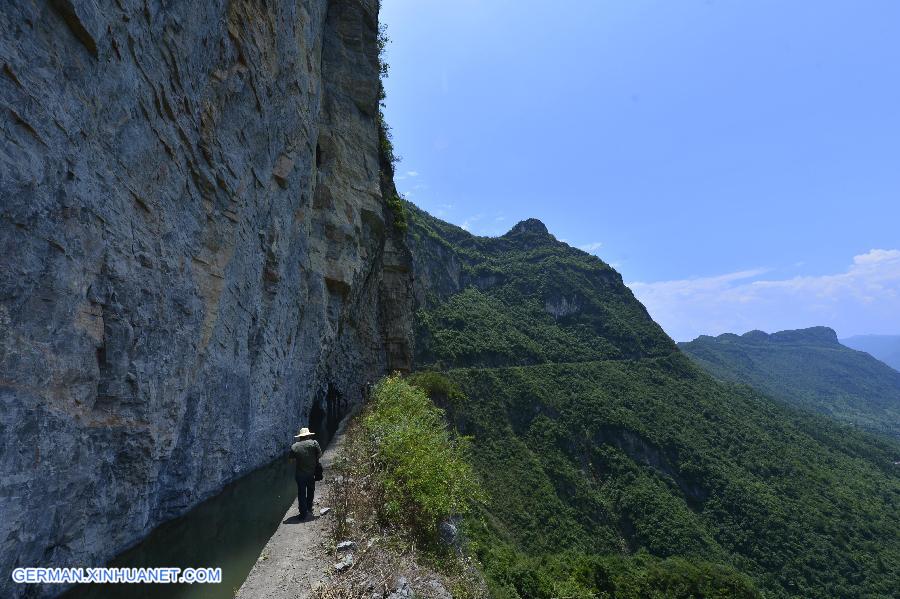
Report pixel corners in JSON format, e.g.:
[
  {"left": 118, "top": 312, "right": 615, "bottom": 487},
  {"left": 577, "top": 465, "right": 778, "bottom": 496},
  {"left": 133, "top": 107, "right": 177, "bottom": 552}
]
[{"left": 0, "top": 0, "right": 411, "bottom": 593}]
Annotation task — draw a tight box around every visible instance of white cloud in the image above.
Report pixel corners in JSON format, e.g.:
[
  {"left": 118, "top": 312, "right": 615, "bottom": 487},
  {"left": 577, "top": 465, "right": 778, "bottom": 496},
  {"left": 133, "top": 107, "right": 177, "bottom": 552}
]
[
  {"left": 853, "top": 248, "right": 900, "bottom": 265},
  {"left": 627, "top": 250, "right": 900, "bottom": 341},
  {"left": 406, "top": 171, "right": 419, "bottom": 178},
  {"left": 578, "top": 241, "right": 604, "bottom": 254}
]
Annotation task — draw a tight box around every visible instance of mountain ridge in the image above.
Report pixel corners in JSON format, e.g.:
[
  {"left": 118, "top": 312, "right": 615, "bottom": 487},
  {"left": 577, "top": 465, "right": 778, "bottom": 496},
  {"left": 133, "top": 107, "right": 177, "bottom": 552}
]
[
  {"left": 680, "top": 326, "right": 900, "bottom": 439},
  {"left": 405, "top": 205, "right": 900, "bottom": 598},
  {"left": 695, "top": 325, "right": 842, "bottom": 346}
]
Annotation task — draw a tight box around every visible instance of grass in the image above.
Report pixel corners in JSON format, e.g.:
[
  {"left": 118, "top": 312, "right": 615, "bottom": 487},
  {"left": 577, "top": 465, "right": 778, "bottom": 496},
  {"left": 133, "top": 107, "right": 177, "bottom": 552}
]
[
  {"left": 320, "top": 375, "right": 487, "bottom": 598},
  {"left": 362, "top": 375, "right": 480, "bottom": 547}
]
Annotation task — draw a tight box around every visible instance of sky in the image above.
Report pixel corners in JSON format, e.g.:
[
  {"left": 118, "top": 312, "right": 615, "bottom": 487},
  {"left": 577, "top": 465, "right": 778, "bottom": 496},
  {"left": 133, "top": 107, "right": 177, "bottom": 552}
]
[{"left": 379, "top": 0, "right": 900, "bottom": 341}]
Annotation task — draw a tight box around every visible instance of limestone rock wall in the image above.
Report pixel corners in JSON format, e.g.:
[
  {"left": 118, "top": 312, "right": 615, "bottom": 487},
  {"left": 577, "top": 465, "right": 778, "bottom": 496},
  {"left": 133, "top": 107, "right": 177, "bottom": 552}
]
[{"left": 0, "top": 1, "right": 412, "bottom": 595}]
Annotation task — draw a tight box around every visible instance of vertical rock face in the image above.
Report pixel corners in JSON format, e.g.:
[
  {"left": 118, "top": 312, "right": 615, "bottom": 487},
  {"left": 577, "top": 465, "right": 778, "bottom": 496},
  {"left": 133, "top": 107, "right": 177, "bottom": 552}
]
[{"left": 0, "top": 0, "right": 412, "bottom": 594}]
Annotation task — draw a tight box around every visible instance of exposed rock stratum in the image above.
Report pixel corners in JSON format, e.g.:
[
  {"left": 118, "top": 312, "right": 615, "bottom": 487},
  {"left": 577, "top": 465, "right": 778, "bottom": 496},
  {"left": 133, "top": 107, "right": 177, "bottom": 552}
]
[{"left": 0, "top": 1, "right": 412, "bottom": 595}]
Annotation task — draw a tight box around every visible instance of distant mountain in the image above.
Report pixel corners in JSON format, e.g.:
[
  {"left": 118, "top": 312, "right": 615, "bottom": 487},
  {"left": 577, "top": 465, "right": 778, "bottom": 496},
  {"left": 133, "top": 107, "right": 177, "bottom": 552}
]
[
  {"left": 679, "top": 327, "right": 900, "bottom": 438},
  {"left": 841, "top": 335, "right": 900, "bottom": 372}
]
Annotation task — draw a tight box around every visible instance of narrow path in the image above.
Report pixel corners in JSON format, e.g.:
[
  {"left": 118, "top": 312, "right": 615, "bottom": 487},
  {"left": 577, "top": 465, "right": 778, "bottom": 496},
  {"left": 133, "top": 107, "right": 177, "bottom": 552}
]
[{"left": 235, "top": 426, "right": 346, "bottom": 598}]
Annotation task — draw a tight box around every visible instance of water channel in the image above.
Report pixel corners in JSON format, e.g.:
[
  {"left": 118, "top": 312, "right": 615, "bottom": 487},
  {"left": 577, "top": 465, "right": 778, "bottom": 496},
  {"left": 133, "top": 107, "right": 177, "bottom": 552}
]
[{"left": 63, "top": 455, "right": 296, "bottom": 599}]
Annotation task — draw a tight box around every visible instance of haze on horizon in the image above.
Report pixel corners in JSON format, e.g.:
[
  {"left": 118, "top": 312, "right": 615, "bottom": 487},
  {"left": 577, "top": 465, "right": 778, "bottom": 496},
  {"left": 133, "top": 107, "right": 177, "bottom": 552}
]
[{"left": 380, "top": 0, "right": 900, "bottom": 341}]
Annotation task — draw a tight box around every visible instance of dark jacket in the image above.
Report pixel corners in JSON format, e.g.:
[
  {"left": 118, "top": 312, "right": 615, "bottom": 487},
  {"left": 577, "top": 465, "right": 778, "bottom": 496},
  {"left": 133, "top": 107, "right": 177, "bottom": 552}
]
[{"left": 291, "top": 439, "right": 322, "bottom": 475}]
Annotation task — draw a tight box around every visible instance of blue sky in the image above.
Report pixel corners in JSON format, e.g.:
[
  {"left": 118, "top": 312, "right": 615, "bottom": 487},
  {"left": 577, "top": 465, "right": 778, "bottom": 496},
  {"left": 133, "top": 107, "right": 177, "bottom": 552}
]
[{"left": 380, "top": 0, "right": 900, "bottom": 341}]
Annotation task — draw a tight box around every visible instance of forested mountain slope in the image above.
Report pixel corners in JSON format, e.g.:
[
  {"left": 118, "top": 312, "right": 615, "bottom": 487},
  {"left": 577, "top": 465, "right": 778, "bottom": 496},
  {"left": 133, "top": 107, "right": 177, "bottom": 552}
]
[
  {"left": 405, "top": 202, "right": 900, "bottom": 598},
  {"left": 842, "top": 334, "right": 900, "bottom": 372},
  {"left": 680, "top": 328, "right": 900, "bottom": 439}
]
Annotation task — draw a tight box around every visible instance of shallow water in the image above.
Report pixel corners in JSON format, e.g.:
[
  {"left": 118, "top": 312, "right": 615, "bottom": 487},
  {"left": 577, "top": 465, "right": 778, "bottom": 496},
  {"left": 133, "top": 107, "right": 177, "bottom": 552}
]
[{"left": 63, "top": 456, "right": 296, "bottom": 599}]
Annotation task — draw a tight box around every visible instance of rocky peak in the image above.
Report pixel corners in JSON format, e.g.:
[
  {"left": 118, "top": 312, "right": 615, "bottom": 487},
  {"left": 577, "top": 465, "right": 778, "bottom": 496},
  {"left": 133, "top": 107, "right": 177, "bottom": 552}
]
[
  {"left": 771, "top": 326, "right": 840, "bottom": 345},
  {"left": 502, "top": 218, "right": 553, "bottom": 247},
  {"left": 507, "top": 218, "right": 549, "bottom": 236},
  {"left": 741, "top": 330, "right": 770, "bottom": 341}
]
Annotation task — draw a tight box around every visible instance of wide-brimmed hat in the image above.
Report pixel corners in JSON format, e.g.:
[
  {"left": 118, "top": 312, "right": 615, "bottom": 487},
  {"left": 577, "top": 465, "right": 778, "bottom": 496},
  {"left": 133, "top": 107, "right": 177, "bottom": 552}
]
[{"left": 293, "top": 427, "right": 315, "bottom": 440}]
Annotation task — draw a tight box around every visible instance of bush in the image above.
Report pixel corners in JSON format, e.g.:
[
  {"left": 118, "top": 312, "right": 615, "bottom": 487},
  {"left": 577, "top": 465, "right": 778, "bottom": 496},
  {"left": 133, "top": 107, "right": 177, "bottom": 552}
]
[
  {"left": 385, "top": 192, "right": 407, "bottom": 232},
  {"left": 473, "top": 545, "right": 760, "bottom": 599},
  {"left": 407, "top": 370, "right": 466, "bottom": 409},
  {"left": 363, "top": 374, "right": 479, "bottom": 546}
]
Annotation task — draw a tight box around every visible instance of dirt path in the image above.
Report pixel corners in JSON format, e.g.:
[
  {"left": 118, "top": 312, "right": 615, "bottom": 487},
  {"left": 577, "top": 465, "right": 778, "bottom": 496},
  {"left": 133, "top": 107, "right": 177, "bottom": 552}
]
[{"left": 235, "top": 427, "right": 346, "bottom": 599}]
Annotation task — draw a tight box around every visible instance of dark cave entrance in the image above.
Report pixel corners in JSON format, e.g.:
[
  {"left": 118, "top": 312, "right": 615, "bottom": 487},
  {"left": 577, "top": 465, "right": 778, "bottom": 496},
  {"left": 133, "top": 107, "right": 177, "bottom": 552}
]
[{"left": 308, "top": 383, "right": 342, "bottom": 448}]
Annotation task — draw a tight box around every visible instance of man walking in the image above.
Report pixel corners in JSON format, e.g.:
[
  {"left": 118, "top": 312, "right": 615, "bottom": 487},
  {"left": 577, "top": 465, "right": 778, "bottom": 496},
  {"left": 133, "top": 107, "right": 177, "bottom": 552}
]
[{"left": 290, "top": 427, "right": 322, "bottom": 520}]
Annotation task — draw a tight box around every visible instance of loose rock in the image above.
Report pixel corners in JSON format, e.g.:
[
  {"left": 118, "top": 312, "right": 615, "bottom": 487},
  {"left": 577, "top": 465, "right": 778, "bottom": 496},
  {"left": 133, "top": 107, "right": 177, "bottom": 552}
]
[{"left": 334, "top": 555, "right": 354, "bottom": 572}]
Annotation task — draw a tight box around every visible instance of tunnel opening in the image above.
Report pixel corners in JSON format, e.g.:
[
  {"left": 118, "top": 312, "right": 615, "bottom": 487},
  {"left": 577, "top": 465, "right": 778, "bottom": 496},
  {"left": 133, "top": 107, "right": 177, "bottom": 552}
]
[
  {"left": 308, "top": 402, "right": 325, "bottom": 444},
  {"left": 308, "top": 383, "right": 343, "bottom": 449}
]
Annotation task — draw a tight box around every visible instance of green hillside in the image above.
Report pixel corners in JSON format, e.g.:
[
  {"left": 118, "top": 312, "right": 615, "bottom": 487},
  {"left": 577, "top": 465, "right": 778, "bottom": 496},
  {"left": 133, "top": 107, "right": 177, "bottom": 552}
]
[
  {"left": 405, "top": 203, "right": 900, "bottom": 598},
  {"left": 842, "top": 335, "right": 900, "bottom": 372},
  {"left": 679, "top": 328, "right": 900, "bottom": 439}
]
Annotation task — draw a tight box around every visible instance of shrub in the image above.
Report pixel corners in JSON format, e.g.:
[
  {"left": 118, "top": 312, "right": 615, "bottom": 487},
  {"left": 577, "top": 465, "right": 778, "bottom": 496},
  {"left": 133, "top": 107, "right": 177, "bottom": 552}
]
[
  {"left": 385, "top": 192, "right": 407, "bottom": 232},
  {"left": 363, "top": 374, "right": 479, "bottom": 546},
  {"left": 472, "top": 545, "right": 760, "bottom": 599},
  {"left": 407, "top": 370, "right": 466, "bottom": 410}
]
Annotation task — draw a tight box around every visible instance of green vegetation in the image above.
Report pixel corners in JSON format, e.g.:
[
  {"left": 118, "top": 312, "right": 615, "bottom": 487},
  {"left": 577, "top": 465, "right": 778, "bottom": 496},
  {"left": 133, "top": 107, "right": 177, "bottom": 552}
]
[
  {"left": 680, "top": 328, "right": 900, "bottom": 438},
  {"left": 407, "top": 370, "right": 466, "bottom": 409},
  {"left": 362, "top": 375, "right": 479, "bottom": 547},
  {"left": 385, "top": 192, "right": 408, "bottom": 232},
  {"left": 441, "top": 361, "right": 900, "bottom": 598},
  {"left": 407, "top": 205, "right": 674, "bottom": 366},
  {"left": 478, "top": 549, "right": 758, "bottom": 599},
  {"left": 841, "top": 334, "right": 900, "bottom": 372},
  {"left": 375, "top": 22, "right": 406, "bottom": 233},
  {"left": 376, "top": 23, "right": 398, "bottom": 172},
  {"left": 326, "top": 374, "right": 486, "bottom": 597},
  {"left": 404, "top": 203, "right": 900, "bottom": 598}
]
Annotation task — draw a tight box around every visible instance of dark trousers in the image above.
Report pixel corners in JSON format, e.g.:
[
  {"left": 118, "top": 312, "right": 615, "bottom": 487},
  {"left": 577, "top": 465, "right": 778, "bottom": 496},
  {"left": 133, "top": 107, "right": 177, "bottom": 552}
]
[{"left": 295, "top": 472, "right": 316, "bottom": 516}]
